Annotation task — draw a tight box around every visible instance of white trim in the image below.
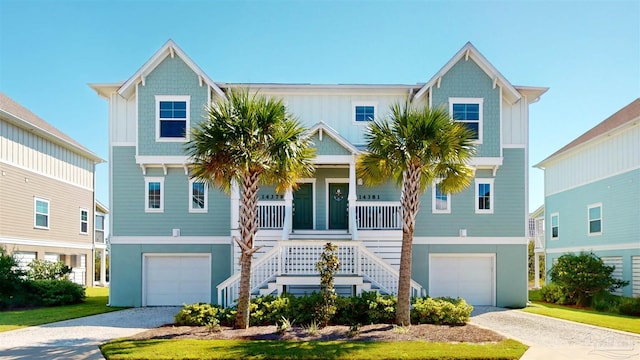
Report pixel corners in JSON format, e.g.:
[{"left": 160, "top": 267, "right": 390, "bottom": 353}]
[
  {"left": 135, "top": 84, "right": 139, "bottom": 157},
  {"left": 189, "top": 179, "right": 208, "bottom": 213},
  {"left": 294, "top": 178, "right": 317, "bottom": 230},
  {"left": 449, "top": 97, "right": 483, "bottom": 144},
  {"left": 79, "top": 208, "right": 89, "bottom": 235},
  {"left": 0, "top": 236, "right": 94, "bottom": 250},
  {"left": 307, "top": 122, "right": 360, "bottom": 154},
  {"left": 546, "top": 242, "right": 640, "bottom": 254},
  {"left": 314, "top": 155, "right": 354, "bottom": 164},
  {"left": 111, "top": 142, "right": 136, "bottom": 147},
  {"left": 0, "top": 159, "right": 95, "bottom": 192},
  {"left": 33, "top": 197, "right": 50, "bottom": 230},
  {"left": 550, "top": 212, "right": 559, "bottom": 240},
  {"left": 474, "top": 178, "right": 494, "bottom": 214},
  {"left": 325, "top": 178, "right": 349, "bottom": 229},
  {"left": 587, "top": 202, "right": 603, "bottom": 236},
  {"left": 502, "top": 144, "right": 526, "bottom": 149},
  {"left": 413, "top": 237, "right": 527, "bottom": 245},
  {"left": 431, "top": 179, "right": 451, "bottom": 214},
  {"left": 111, "top": 236, "right": 231, "bottom": 244},
  {"left": 155, "top": 95, "right": 190, "bottom": 142},
  {"left": 429, "top": 253, "right": 496, "bottom": 307},
  {"left": 144, "top": 177, "right": 164, "bottom": 213},
  {"left": 352, "top": 101, "right": 378, "bottom": 124},
  {"left": 135, "top": 155, "right": 189, "bottom": 164},
  {"left": 543, "top": 166, "right": 640, "bottom": 197}
]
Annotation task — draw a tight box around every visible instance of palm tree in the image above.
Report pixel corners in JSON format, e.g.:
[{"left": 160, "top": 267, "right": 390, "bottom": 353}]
[
  {"left": 185, "top": 88, "right": 315, "bottom": 329},
  {"left": 357, "top": 100, "right": 476, "bottom": 325}
]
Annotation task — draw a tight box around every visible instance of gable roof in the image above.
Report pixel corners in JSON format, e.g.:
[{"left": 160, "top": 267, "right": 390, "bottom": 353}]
[
  {"left": 117, "top": 39, "right": 225, "bottom": 99},
  {"left": 414, "top": 42, "right": 522, "bottom": 104},
  {"left": 0, "top": 92, "right": 103, "bottom": 162},
  {"left": 536, "top": 98, "right": 640, "bottom": 168},
  {"left": 306, "top": 121, "right": 360, "bottom": 154}
]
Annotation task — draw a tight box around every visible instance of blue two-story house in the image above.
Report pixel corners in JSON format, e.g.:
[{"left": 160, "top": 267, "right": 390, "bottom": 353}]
[{"left": 91, "top": 40, "right": 546, "bottom": 308}]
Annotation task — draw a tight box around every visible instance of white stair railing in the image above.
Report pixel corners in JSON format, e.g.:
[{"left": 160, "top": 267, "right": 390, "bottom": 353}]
[{"left": 355, "top": 201, "right": 402, "bottom": 230}]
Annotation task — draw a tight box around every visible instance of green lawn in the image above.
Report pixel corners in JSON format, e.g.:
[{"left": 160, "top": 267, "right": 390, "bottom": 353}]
[
  {"left": 0, "top": 287, "right": 127, "bottom": 332},
  {"left": 101, "top": 338, "right": 527, "bottom": 360}
]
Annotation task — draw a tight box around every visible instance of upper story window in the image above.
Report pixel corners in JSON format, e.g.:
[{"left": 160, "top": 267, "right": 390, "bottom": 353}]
[
  {"left": 474, "top": 178, "right": 494, "bottom": 214},
  {"left": 449, "top": 98, "right": 483, "bottom": 142},
  {"left": 156, "top": 95, "right": 190, "bottom": 141},
  {"left": 95, "top": 214, "right": 105, "bottom": 231},
  {"left": 353, "top": 101, "right": 377, "bottom": 123},
  {"left": 588, "top": 203, "right": 602, "bottom": 235},
  {"left": 189, "top": 179, "right": 208, "bottom": 213},
  {"left": 432, "top": 181, "right": 451, "bottom": 214},
  {"left": 80, "top": 208, "right": 88, "bottom": 234},
  {"left": 550, "top": 213, "right": 559, "bottom": 240},
  {"left": 145, "top": 177, "right": 164, "bottom": 213},
  {"left": 34, "top": 197, "right": 49, "bottom": 229}
]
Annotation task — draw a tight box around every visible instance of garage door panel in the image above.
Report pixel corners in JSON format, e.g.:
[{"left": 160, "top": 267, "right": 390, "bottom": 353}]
[
  {"left": 144, "top": 255, "right": 211, "bottom": 306},
  {"left": 429, "top": 255, "right": 494, "bottom": 306}
]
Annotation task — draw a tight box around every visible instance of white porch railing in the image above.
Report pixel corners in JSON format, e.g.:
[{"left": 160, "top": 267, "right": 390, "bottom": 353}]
[
  {"left": 355, "top": 201, "right": 402, "bottom": 230},
  {"left": 217, "top": 240, "right": 423, "bottom": 307},
  {"left": 534, "top": 234, "right": 545, "bottom": 251},
  {"left": 257, "top": 201, "right": 285, "bottom": 229}
]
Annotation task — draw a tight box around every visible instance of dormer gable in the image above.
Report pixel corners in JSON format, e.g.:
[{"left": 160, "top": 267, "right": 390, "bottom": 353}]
[{"left": 306, "top": 121, "right": 360, "bottom": 156}]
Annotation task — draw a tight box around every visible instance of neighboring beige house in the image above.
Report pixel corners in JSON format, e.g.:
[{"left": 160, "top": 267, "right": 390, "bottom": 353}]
[
  {"left": 95, "top": 200, "right": 108, "bottom": 285},
  {"left": 0, "top": 92, "right": 104, "bottom": 286}
]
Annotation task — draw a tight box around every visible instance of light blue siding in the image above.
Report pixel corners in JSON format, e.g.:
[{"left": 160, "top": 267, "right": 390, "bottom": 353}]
[
  {"left": 137, "top": 56, "right": 209, "bottom": 156},
  {"left": 311, "top": 133, "right": 352, "bottom": 155},
  {"left": 109, "top": 244, "right": 232, "bottom": 307},
  {"left": 431, "top": 59, "right": 501, "bottom": 157},
  {"left": 112, "top": 147, "right": 230, "bottom": 236}
]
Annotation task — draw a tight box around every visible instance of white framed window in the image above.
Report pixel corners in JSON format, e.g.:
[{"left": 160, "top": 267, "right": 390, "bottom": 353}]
[
  {"left": 95, "top": 214, "right": 105, "bottom": 231},
  {"left": 432, "top": 180, "right": 451, "bottom": 214},
  {"left": 156, "top": 95, "right": 190, "bottom": 141},
  {"left": 189, "top": 179, "right": 208, "bottom": 213},
  {"left": 80, "top": 208, "right": 88, "bottom": 234},
  {"left": 34, "top": 197, "right": 49, "bottom": 229},
  {"left": 352, "top": 101, "right": 377, "bottom": 123},
  {"left": 588, "top": 203, "right": 602, "bottom": 235},
  {"left": 145, "top": 177, "right": 164, "bottom": 213},
  {"left": 474, "top": 178, "right": 494, "bottom": 214},
  {"left": 449, "top": 97, "right": 483, "bottom": 142},
  {"left": 550, "top": 213, "right": 559, "bottom": 240}
]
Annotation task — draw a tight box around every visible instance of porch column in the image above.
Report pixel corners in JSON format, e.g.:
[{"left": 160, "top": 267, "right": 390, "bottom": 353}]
[
  {"left": 348, "top": 156, "right": 358, "bottom": 240},
  {"left": 534, "top": 252, "right": 540, "bottom": 289},
  {"left": 230, "top": 179, "right": 240, "bottom": 230},
  {"left": 283, "top": 188, "right": 293, "bottom": 240},
  {"left": 100, "top": 249, "right": 107, "bottom": 286}
]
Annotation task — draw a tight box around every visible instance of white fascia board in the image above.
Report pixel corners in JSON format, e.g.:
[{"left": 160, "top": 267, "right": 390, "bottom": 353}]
[
  {"left": 88, "top": 83, "right": 123, "bottom": 99},
  {"left": 546, "top": 242, "right": 640, "bottom": 254},
  {"left": 0, "top": 237, "right": 94, "bottom": 250},
  {"left": 135, "top": 155, "right": 189, "bottom": 164},
  {"left": 111, "top": 236, "right": 231, "bottom": 244},
  {"left": 413, "top": 237, "right": 527, "bottom": 245},
  {"left": 468, "top": 157, "right": 503, "bottom": 167},
  {"left": 314, "top": 155, "right": 354, "bottom": 164}
]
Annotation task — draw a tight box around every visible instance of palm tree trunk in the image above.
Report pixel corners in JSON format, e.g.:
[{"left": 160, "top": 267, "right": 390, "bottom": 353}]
[
  {"left": 396, "top": 165, "right": 421, "bottom": 325},
  {"left": 235, "top": 170, "right": 260, "bottom": 329}
]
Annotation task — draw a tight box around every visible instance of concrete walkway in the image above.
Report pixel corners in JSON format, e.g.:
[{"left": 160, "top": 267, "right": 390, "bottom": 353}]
[
  {"left": 471, "top": 307, "right": 640, "bottom": 360},
  {"left": 0, "top": 307, "right": 180, "bottom": 360}
]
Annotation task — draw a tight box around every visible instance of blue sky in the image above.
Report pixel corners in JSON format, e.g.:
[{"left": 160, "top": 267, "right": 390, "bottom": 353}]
[{"left": 1, "top": 0, "right": 639, "bottom": 218}]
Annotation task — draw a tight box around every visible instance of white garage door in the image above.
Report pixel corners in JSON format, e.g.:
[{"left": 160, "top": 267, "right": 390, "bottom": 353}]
[
  {"left": 429, "top": 254, "right": 495, "bottom": 306},
  {"left": 143, "top": 254, "right": 211, "bottom": 306}
]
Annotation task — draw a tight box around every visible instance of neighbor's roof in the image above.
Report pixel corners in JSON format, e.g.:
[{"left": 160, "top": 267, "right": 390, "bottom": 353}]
[
  {"left": 536, "top": 98, "right": 640, "bottom": 168},
  {"left": 0, "top": 92, "right": 103, "bottom": 162}
]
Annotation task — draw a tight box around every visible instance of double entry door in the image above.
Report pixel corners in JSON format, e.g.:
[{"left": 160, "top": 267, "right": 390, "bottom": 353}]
[{"left": 292, "top": 182, "right": 348, "bottom": 230}]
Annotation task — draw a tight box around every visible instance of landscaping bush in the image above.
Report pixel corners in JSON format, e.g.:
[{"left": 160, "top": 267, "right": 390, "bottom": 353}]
[
  {"left": 591, "top": 291, "right": 622, "bottom": 312},
  {"left": 26, "top": 259, "right": 72, "bottom": 280},
  {"left": 334, "top": 291, "right": 396, "bottom": 325},
  {"left": 28, "top": 279, "right": 86, "bottom": 306},
  {"left": 618, "top": 297, "right": 640, "bottom": 316},
  {"left": 411, "top": 297, "right": 473, "bottom": 325},
  {"left": 175, "top": 303, "right": 222, "bottom": 326},
  {"left": 0, "top": 246, "right": 25, "bottom": 309},
  {"left": 249, "top": 294, "right": 291, "bottom": 326},
  {"left": 540, "top": 283, "right": 571, "bottom": 305},
  {"left": 548, "top": 252, "right": 628, "bottom": 307}
]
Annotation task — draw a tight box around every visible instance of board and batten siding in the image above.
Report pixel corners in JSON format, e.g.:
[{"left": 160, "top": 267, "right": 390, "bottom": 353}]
[
  {"left": 501, "top": 98, "right": 528, "bottom": 147},
  {"left": 544, "top": 124, "right": 640, "bottom": 196},
  {"left": 0, "top": 119, "right": 94, "bottom": 189},
  {"left": 110, "top": 93, "right": 137, "bottom": 144}
]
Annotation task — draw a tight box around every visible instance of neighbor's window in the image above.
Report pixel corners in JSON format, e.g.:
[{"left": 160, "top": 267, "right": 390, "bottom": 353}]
[
  {"left": 588, "top": 204, "right": 602, "bottom": 235},
  {"left": 449, "top": 98, "right": 483, "bottom": 141},
  {"left": 95, "top": 214, "right": 105, "bottom": 231},
  {"left": 353, "top": 101, "right": 377, "bottom": 122},
  {"left": 145, "top": 177, "right": 164, "bottom": 212},
  {"left": 80, "top": 209, "right": 88, "bottom": 234},
  {"left": 432, "top": 181, "right": 451, "bottom": 214},
  {"left": 475, "top": 179, "right": 494, "bottom": 214},
  {"left": 551, "top": 213, "right": 559, "bottom": 239},
  {"left": 156, "top": 95, "right": 190, "bottom": 140},
  {"left": 189, "top": 179, "right": 208, "bottom": 213},
  {"left": 34, "top": 197, "right": 49, "bottom": 229}
]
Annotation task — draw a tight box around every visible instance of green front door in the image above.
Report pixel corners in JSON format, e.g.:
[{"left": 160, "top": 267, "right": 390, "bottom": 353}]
[
  {"left": 328, "top": 183, "right": 348, "bottom": 230},
  {"left": 293, "top": 183, "right": 313, "bottom": 230}
]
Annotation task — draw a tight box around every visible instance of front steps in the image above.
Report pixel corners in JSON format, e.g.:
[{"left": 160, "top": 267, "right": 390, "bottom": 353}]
[
  {"left": 256, "top": 275, "right": 376, "bottom": 297},
  {"left": 288, "top": 230, "right": 352, "bottom": 241}
]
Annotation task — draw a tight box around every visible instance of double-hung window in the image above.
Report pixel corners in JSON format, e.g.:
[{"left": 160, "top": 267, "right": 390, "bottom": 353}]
[
  {"left": 432, "top": 180, "right": 451, "bottom": 214},
  {"left": 145, "top": 177, "right": 164, "bottom": 213},
  {"left": 550, "top": 213, "right": 559, "bottom": 240},
  {"left": 353, "top": 101, "right": 377, "bottom": 123},
  {"left": 189, "top": 179, "right": 208, "bottom": 213},
  {"left": 80, "top": 208, "right": 88, "bottom": 234},
  {"left": 474, "top": 178, "right": 494, "bottom": 214},
  {"left": 449, "top": 98, "right": 483, "bottom": 142},
  {"left": 34, "top": 197, "right": 49, "bottom": 229},
  {"left": 588, "top": 203, "right": 602, "bottom": 235},
  {"left": 156, "top": 95, "right": 190, "bottom": 141}
]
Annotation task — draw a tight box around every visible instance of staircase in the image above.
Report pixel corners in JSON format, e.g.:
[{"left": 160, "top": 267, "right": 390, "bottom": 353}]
[{"left": 216, "top": 240, "right": 424, "bottom": 308}]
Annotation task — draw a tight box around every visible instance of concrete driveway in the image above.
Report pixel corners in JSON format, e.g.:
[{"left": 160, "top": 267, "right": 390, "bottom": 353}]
[
  {"left": 0, "top": 307, "right": 180, "bottom": 360},
  {"left": 471, "top": 307, "right": 640, "bottom": 360}
]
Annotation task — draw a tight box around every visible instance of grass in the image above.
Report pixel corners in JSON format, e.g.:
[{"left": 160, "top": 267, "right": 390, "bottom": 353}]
[
  {"left": 0, "top": 287, "right": 127, "bottom": 332},
  {"left": 101, "top": 338, "right": 527, "bottom": 360},
  {"left": 524, "top": 290, "right": 640, "bottom": 334}
]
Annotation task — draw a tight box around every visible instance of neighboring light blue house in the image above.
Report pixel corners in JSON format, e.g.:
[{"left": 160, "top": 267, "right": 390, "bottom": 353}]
[
  {"left": 535, "top": 98, "right": 640, "bottom": 298},
  {"left": 90, "top": 40, "right": 547, "bottom": 308}
]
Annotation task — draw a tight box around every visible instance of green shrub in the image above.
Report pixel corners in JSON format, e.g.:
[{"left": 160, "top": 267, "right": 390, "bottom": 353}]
[
  {"left": 175, "top": 303, "right": 222, "bottom": 326},
  {"left": 0, "top": 247, "right": 25, "bottom": 309},
  {"left": 29, "top": 279, "right": 85, "bottom": 306},
  {"left": 411, "top": 297, "right": 473, "bottom": 325},
  {"left": 591, "top": 291, "right": 622, "bottom": 312},
  {"left": 334, "top": 291, "right": 396, "bottom": 325},
  {"left": 26, "top": 259, "right": 72, "bottom": 280},
  {"left": 316, "top": 242, "right": 340, "bottom": 327},
  {"left": 540, "top": 283, "right": 571, "bottom": 305},
  {"left": 249, "top": 294, "right": 291, "bottom": 326},
  {"left": 618, "top": 297, "right": 640, "bottom": 316},
  {"left": 548, "top": 252, "right": 628, "bottom": 307}
]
